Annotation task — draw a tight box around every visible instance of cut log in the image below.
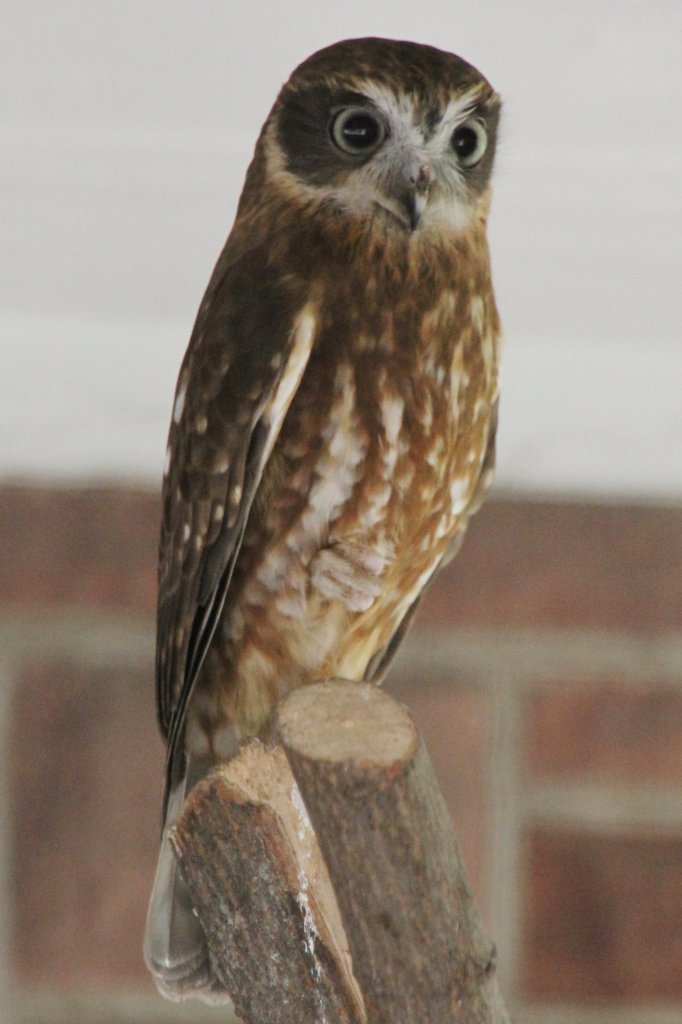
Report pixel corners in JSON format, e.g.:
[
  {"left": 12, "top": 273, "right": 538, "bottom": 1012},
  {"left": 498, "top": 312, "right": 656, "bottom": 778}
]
[
  {"left": 171, "top": 741, "right": 366, "bottom": 1024},
  {"left": 172, "top": 680, "right": 510, "bottom": 1024}
]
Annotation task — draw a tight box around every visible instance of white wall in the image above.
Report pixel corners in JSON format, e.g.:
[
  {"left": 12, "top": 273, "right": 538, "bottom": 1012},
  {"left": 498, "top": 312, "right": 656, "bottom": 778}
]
[{"left": 2, "top": 1, "right": 681, "bottom": 498}]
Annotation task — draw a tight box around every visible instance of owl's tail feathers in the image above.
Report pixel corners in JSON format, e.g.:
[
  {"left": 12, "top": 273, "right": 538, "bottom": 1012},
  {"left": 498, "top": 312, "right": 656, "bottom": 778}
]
[{"left": 143, "top": 754, "right": 229, "bottom": 1004}]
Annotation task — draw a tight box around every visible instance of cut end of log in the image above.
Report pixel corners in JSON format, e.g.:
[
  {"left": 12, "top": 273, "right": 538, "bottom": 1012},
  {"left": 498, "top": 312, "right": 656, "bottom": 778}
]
[{"left": 276, "top": 680, "right": 418, "bottom": 769}]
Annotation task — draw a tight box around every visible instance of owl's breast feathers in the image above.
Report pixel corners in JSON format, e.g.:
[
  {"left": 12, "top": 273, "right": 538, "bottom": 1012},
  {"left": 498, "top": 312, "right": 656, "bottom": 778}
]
[{"left": 182, "top": 213, "right": 500, "bottom": 747}]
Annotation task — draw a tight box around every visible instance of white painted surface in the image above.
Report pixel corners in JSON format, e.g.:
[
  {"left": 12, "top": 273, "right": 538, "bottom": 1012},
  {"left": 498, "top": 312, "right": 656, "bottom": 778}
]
[{"left": 2, "top": 1, "right": 681, "bottom": 497}]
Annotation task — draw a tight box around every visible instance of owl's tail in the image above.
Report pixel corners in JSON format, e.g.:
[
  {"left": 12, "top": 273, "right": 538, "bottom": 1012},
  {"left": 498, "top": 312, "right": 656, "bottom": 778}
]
[{"left": 143, "top": 753, "right": 229, "bottom": 1004}]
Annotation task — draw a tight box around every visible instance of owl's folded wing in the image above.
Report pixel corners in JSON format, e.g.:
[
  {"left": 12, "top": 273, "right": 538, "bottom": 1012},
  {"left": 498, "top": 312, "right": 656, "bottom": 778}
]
[{"left": 156, "top": 243, "right": 313, "bottom": 809}]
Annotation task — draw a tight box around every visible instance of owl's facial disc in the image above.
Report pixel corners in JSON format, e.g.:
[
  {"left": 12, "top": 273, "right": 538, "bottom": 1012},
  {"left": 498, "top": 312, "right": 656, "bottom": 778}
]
[
  {"left": 273, "top": 78, "right": 499, "bottom": 235},
  {"left": 346, "top": 85, "right": 496, "bottom": 234}
]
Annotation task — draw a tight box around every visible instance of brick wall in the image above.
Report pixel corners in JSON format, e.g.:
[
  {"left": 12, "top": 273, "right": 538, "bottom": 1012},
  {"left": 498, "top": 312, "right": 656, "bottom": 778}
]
[{"left": 2, "top": 485, "right": 681, "bottom": 1024}]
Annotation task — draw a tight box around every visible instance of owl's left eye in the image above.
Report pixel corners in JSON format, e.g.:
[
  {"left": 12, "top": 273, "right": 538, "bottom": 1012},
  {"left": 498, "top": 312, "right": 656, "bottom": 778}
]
[
  {"left": 451, "top": 118, "right": 488, "bottom": 167},
  {"left": 330, "top": 106, "right": 386, "bottom": 156}
]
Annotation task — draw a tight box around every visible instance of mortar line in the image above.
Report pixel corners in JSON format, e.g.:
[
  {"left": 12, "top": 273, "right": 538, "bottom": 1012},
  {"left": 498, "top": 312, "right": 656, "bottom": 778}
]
[
  {"left": 0, "top": 609, "right": 154, "bottom": 669},
  {"left": 395, "top": 627, "right": 682, "bottom": 690},
  {"left": 10, "top": 981, "right": 682, "bottom": 1023},
  {"left": 523, "top": 781, "right": 682, "bottom": 833},
  {"left": 2, "top": 613, "right": 682, "bottom": 689},
  {"left": 11, "top": 987, "right": 237, "bottom": 1024},
  {"left": 522, "top": 1002, "right": 682, "bottom": 1024}
]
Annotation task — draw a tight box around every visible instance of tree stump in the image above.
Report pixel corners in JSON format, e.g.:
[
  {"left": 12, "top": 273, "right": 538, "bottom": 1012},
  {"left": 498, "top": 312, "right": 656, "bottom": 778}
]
[{"left": 171, "top": 680, "right": 509, "bottom": 1024}]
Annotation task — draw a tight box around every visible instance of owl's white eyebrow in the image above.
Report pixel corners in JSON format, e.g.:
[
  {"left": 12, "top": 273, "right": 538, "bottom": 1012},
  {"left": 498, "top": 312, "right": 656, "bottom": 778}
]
[
  {"left": 352, "top": 81, "right": 486, "bottom": 133},
  {"left": 440, "top": 86, "right": 488, "bottom": 126},
  {"left": 354, "top": 81, "right": 416, "bottom": 123}
]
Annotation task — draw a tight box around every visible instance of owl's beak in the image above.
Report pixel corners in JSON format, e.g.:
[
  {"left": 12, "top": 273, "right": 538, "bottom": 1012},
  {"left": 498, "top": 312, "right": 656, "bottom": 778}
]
[{"left": 402, "top": 164, "right": 432, "bottom": 231}]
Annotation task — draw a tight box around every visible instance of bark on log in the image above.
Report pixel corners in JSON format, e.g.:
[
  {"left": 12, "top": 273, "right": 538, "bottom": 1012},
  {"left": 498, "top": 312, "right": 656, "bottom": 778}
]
[
  {"left": 276, "top": 681, "right": 509, "bottom": 1024},
  {"left": 172, "top": 680, "right": 510, "bottom": 1024},
  {"left": 171, "top": 742, "right": 366, "bottom": 1024}
]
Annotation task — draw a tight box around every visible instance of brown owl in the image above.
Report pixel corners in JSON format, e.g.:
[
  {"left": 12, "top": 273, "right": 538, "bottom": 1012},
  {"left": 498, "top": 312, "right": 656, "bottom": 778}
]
[{"left": 145, "top": 36, "right": 502, "bottom": 1001}]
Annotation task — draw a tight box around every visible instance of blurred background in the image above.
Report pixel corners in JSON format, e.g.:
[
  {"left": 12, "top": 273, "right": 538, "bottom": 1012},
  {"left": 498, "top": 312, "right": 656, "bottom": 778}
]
[{"left": 1, "top": 2, "right": 681, "bottom": 1022}]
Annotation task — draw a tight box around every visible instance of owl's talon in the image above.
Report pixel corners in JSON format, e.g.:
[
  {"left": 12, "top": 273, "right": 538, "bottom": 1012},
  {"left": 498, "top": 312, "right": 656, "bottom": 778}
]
[{"left": 309, "top": 541, "right": 386, "bottom": 612}]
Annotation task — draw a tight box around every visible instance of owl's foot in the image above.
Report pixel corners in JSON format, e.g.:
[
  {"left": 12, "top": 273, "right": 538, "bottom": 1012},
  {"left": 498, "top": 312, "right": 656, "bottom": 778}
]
[{"left": 309, "top": 540, "right": 385, "bottom": 612}]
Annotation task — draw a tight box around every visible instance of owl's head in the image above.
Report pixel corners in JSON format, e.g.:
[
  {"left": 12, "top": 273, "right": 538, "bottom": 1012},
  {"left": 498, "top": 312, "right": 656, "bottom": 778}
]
[{"left": 261, "top": 37, "right": 500, "bottom": 237}]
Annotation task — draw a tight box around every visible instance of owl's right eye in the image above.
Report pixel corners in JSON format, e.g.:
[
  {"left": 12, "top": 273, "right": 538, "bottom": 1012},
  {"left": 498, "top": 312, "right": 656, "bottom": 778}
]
[
  {"left": 330, "top": 107, "right": 386, "bottom": 156},
  {"left": 451, "top": 118, "right": 488, "bottom": 167}
]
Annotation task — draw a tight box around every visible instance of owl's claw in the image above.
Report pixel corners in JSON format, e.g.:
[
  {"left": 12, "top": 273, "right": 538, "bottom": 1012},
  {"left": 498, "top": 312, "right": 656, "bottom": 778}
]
[{"left": 309, "top": 541, "right": 386, "bottom": 612}]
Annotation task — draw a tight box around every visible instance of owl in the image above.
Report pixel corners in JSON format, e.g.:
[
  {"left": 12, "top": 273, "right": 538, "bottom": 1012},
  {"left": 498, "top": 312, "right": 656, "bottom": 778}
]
[{"left": 144, "top": 37, "right": 501, "bottom": 1001}]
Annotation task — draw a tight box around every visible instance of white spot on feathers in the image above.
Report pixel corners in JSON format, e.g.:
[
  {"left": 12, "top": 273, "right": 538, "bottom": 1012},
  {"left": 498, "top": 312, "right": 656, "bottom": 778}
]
[
  {"left": 256, "top": 545, "right": 293, "bottom": 594},
  {"left": 470, "top": 295, "right": 486, "bottom": 334},
  {"left": 359, "top": 481, "right": 392, "bottom": 531},
  {"left": 419, "top": 393, "right": 434, "bottom": 432},
  {"left": 381, "top": 393, "right": 404, "bottom": 448},
  {"left": 380, "top": 393, "right": 404, "bottom": 478},
  {"left": 299, "top": 364, "right": 365, "bottom": 542},
  {"left": 481, "top": 329, "right": 495, "bottom": 372},
  {"left": 173, "top": 379, "right": 187, "bottom": 424},
  {"left": 425, "top": 436, "right": 444, "bottom": 469},
  {"left": 263, "top": 306, "right": 316, "bottom": 462},
  {"left": 473, "top": 397, "right": 487, "bottom": 422},
  {"left": 360, "top": 388, "right": 403, "bottom": 531},
  {"left": 450, "top": 475, "right": 471, "bottom": 515}
]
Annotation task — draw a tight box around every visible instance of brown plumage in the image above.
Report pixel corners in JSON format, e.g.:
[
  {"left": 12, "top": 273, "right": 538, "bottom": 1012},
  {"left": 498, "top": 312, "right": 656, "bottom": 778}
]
[{"left": 145, "top": 36, "right": 501, "bottom": 1001}]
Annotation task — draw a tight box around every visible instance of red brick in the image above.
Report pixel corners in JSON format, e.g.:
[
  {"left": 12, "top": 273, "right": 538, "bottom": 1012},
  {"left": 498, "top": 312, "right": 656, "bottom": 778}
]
[
  {"left": 525, "top": 684, "right": 682, "bottom": 784},
  {"left": 11, "top": 659, "right": 165, "bottom": 988},
  {"left": 421, "top": 501, "right": 682, "bottom": 631},
  {"left": 522, "top": 828, "right": 682, "bottom": 1001},
  {"left": 5, "top": 487, "right": 682, "bottom": 630},
  {"left": 11, "top": 658, "right": 492, "bottom": 991},
  {"left": 392, "top": 678, "right": 492, "bottom": 920},
  {"left": 0, "top": 485, "right": 158, "bottom": 611}
]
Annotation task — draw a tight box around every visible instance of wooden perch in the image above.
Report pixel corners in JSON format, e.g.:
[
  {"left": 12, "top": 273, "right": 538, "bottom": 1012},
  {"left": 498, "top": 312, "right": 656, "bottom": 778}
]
[
  {"left": 172, "top": 680, "right": 510, "bottom": 1024},
  {"left": 171, "top": 739, "right": 364, "bottom": 1023}
]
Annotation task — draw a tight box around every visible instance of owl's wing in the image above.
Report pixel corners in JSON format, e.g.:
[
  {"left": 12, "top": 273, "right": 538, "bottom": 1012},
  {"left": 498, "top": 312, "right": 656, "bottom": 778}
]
[{"left": 156, "top": 246, "right": 312, "bottom": 793}]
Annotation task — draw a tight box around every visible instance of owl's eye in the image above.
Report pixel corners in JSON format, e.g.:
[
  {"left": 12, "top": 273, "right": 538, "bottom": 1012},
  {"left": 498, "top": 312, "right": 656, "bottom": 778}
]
[
  {"left": 330, "top": 106, "right": 386, "bottom": 156},
  {"left": 451, "top": 118, "right": 488, "bottom": 167}
]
